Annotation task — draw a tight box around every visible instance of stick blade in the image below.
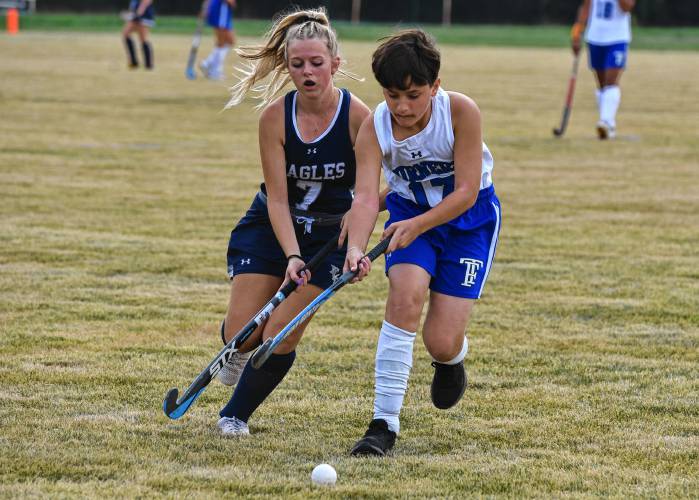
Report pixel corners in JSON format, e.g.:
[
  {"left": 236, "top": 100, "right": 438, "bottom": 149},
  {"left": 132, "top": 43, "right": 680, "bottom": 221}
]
[
  {"left": 163, "top": 387, "right": 205, "bottom": 420},
  {"left": 163, "top": 388, "right": 180, "bottom": 417},
  {"left": 185, "top": 67, "right": 196, "bottom": 80},
  {"left": 552, "top": 127, "right": 564, "bottom": 137}
]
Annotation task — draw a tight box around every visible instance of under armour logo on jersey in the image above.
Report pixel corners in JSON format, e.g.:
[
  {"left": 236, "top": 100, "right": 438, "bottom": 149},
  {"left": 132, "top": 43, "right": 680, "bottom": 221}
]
[
  {"left": 329, "top": 264, "right": 340, "bottom": 283},
  {"left": 410, "top": 150, "right": 423, "bottom": 159},
  {"left": 240, "top": 258, "right": 251, "bottom": 265},
  {"left": 307, "top": 148, "right": 317, "bottom": 155},
  {"left": 460, "top": 258, "right": 483, "bottom": 287}
]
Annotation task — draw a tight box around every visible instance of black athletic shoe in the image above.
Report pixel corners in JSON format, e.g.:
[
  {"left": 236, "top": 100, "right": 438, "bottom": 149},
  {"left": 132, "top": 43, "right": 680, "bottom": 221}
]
[
  {"left": 430, "top": 361, "right": 467, "bottom": 409},
  {"left": 350, "top": 419, "right": 396, "bottom": 457}
]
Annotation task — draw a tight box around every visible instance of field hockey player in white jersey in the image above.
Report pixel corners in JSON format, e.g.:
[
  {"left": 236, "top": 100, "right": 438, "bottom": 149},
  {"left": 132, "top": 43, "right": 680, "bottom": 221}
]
[
  {"left": 571, "top": 0, "right": 635, "bottom": 139},
  {"left": 343, "top": 29, "right": 501, "bottom": 456}
]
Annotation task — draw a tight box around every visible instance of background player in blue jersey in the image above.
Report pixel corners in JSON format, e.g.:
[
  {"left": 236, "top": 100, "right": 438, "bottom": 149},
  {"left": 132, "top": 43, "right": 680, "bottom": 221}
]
[
  {"left": 199, "top": 0, "right": 236, "bottom": 80},
  {"left": 121, "top": 0, "right": 154, "bottom": 69},
  {"left": 213, "top": 8, "right": 370, "bottom": 436},
  {"left": 571, "top": 0, "right": 636, "bottom": 139},
  {"left": 343, "top": 29, "right": 501, "bottom": 456}
]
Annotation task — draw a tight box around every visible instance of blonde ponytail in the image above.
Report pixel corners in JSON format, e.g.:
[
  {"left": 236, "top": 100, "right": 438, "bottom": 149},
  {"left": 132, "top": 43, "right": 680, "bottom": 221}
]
[{"left": 225, "top": 7, "right": 358, "bottom": 109}]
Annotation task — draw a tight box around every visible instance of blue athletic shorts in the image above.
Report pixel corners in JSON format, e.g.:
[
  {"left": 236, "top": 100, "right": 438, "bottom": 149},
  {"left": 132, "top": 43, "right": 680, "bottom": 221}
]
[
  {"left": 227, "top": 194, "right": 346, "bottom": 290},
  {"left": 384, "top": 186, "right": 501, "bottom": 299},
  {"left": 587, "top": 42, "right": 628, "bottom": 70},
  {"left": 206, "top": 0, "right": 233, "bottom": 30},
  {"left": 129, "top": 0, "right": 155, "bottom": 26}
]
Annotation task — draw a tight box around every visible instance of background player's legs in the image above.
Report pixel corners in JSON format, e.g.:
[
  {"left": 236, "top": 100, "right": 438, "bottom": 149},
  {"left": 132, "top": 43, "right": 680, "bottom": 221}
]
[
  {"left": 135, "top": 24, "right": 153, "bottom": 69},
  {"left": 122, "top": 23, "right": 138, "bottom": 68},
  {"left": 206, "top": 28, "right": 234, "bottom": 79},
  {"left": 599, "top": 68, "right": 623, "bottom": 131}
]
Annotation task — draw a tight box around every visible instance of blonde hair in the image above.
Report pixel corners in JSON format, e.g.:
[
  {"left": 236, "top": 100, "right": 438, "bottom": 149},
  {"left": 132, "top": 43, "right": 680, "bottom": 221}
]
[{"left": 226, "top": 7, "right": 357, "bottom": 109}]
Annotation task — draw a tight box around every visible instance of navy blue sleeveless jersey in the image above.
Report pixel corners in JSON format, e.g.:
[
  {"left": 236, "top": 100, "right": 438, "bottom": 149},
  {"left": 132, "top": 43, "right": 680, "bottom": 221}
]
[{"left": 261, "top": 88, "right": 356, "bottom": 214}]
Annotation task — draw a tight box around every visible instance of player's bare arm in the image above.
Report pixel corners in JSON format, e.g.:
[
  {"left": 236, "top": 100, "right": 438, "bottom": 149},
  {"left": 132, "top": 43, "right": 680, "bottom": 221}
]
[
  {"left": 136, "top": 0, "right": 152, "bottom": 17},
  {"left": 344, "top": 113, "right": 382, "bottom": 279},
  {"left": 619, "top": 0, "right": 635, "bottom": 12},
  {"left": 348, "top": 94, "right": 371, "bottom": 145},
  {"left": 572, "top": 0, "right": 591, "bottom": 54}
]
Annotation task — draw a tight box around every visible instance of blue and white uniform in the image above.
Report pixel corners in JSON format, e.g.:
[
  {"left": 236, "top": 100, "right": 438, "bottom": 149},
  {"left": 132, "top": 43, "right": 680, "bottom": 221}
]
[
  {"left": 206, "top": 0, "right": 234, "bottom": 30},
  {"left": 227, "top": 88, "right": 355, "bottom": 289},
  {"left": 585, "top": 0, "right": 631, "bottom": 69},
  {"left": 374, "top": 87, "right": 501, "bottom": 299},
  {"left": 128, "top": 0, "right": 155, "bottom": 27}
]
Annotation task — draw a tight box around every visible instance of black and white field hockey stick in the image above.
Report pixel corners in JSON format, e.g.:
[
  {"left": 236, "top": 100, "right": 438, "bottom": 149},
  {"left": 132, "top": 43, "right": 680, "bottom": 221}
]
[
  {"left": 552, "top": 52, "right": 580, "bottom": 137},
  {"left": 185, "top": 0, "right": 209, "bottom": 80},
  {"left": 163, "top": 234, "right": 341, "bottom": 419},
  {"left": 250, "top": 237, "right": 391, "bottom": 369}
]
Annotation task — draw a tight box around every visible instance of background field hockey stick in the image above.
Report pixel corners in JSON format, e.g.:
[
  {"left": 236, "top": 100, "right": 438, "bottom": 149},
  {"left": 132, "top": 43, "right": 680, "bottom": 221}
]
[
  {"left": 552, "top": 52, "right": 580, "bottom": 137},
  {"left": 185, "top": 0, "right": 209, "bottom": 80},
  {"left": 250, "top": 237, "right": 391, "bottom": 369},
  {"left": 163, "top": 233, "right": 341, "bottom": 419}
]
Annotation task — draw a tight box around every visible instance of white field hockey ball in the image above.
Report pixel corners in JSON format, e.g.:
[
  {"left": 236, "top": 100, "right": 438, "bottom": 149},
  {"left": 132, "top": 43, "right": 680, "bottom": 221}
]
[{"left": 311, "top": 463, "right": 337, "bottom": 486}]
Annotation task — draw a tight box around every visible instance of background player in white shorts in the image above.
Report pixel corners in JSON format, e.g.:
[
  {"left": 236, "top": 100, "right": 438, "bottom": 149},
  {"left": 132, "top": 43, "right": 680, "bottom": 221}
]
[
  {"left": 571, "top": 0, "right": 636, "bottom": 139},
  {"left": 343, "top": 29, "right": 501, "bottom": 456}
]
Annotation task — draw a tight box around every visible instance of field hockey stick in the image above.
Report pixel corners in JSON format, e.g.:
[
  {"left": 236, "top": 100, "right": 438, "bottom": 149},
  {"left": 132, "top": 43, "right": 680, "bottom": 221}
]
[
  {"left": 552, "top": 52, "right": 580, "bottom": 137},
  {"left": 185, "top": 0, "right": 209, "bottom": 80},
  {"left": 250, "top": 237, "right": 391, "bottom": 369},
  {"left": 163, "top": 233, "right": 341, "bottom": 419}
]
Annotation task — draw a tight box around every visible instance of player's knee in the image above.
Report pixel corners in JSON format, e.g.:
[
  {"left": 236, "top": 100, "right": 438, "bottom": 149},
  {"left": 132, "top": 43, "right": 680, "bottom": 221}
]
[
  {"left": 424, "top": 334, "right": 465, "bottom": 363},
  {"left": 386, "top": 292, "right": 424, "bottom": 326}
]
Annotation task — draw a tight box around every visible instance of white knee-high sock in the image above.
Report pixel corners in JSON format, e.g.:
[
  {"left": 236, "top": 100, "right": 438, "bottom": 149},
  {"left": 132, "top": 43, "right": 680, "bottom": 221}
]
[
  {"left": 203, "top": 48, "right": 216, "bottom": 66},
  {"left": 600, "top": 85, "right": 621, "bottom": 127},
  {"left": 373, "top": 320, "right": 416, "bottom": 434},
  {"left": 596, "top": 88, "right": 602, "bottom": 113},
  {"left": 433, "top": 336, "right": 469, "bottom": 365},
  {"left": 214, "top": 44, "right": 232, "bottom": 74}
]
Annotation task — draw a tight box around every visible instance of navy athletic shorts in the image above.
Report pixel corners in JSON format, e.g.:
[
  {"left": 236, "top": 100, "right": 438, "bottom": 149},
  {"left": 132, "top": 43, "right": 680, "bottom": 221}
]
[{"left": 227, "top": 193, "right": 346, "bottom": 290}]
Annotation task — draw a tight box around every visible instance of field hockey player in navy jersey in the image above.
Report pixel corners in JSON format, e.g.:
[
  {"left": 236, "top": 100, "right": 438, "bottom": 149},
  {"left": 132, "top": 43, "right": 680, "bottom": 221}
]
[
  {"left": 121, "top": 0, "right": 155, "bottom": 69},
  {"left": 214, "top": 7, "right": 370, "bottom": 436}
]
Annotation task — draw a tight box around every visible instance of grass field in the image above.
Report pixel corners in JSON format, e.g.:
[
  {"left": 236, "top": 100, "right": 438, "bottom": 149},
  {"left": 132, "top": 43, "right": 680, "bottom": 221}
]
[{"left": 1, "top": 29, "right": 698, "bottom": 497}]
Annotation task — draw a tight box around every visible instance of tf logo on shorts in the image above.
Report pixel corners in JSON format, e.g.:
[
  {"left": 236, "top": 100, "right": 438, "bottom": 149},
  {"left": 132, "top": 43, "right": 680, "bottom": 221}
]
[{"left": 460, "top": 258, "right": 483, "bottom": 287}]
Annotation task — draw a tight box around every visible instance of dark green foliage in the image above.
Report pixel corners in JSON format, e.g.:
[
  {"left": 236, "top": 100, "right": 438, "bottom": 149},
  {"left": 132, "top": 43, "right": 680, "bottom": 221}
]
[{"left": 36, "top": 0, "right": 699, "bottom": 25}]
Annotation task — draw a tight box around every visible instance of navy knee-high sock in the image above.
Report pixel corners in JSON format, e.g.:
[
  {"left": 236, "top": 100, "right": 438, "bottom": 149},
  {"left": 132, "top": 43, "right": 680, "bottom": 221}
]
[
  {"left": 219, "top": 351, "right": 296, "bottom": 422},
  {"left": 141, "top": 41, "right": 153, "bottom": 69},
  {"left": 124, "top": 36, "right": 138, "bottom": 67}
]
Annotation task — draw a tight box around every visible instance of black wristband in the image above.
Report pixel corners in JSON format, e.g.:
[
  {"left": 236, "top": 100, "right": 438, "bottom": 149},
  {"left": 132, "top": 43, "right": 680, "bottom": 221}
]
[{"left": 286, "top": 254, "right": 302, "bottom": 261}]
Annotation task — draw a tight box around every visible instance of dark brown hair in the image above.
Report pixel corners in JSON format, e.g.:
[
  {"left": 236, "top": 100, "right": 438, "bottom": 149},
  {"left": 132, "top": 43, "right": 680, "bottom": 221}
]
[{"left": 371, "top": 29, "right": 440, "bottom": 90}]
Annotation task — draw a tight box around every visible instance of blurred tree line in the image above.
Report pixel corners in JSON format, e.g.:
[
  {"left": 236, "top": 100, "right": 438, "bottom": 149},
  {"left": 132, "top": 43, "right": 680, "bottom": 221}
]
[{"left": 40, "top": 0, "right": 699, "bottom": 26}]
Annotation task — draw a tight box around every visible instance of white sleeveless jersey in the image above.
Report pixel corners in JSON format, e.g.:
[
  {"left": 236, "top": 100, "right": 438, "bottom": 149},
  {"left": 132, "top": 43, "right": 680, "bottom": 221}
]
[
  {"left": 585, "top": 0, "right": 632, "bottom": 45},
  {"left": 373, "top": 87, "right": 493, "bottom": 209}
]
